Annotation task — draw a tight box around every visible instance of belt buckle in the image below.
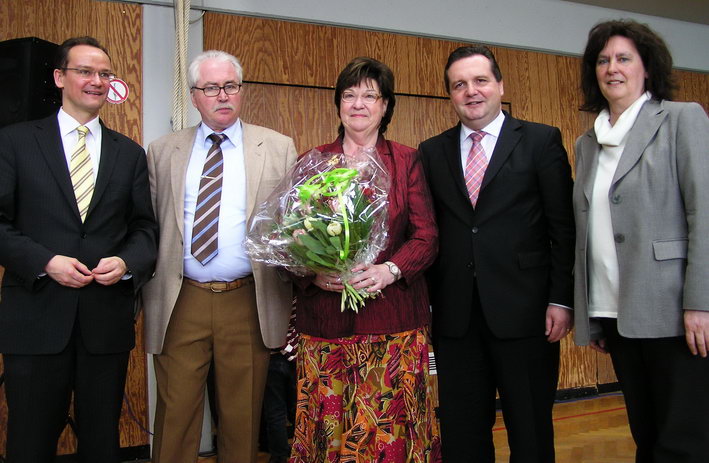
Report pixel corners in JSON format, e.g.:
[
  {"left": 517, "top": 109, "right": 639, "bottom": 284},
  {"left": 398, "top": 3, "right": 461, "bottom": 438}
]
[{"left": 209, "top": 282, "right": 225, "bottom": 293}]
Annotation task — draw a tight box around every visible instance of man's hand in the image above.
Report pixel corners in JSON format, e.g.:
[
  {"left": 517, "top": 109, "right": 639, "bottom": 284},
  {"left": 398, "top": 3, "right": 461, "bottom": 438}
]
[
  {"left": 685, "top": 310, "right": 709, "bottom": 358},
  {"left": 45, "top": 255, "right": 93, "bottom": 288},
  {"left": 545, "top": 305, "right": 572, "bottom": 343},
  {"left": 92, "top": 256, "right": 128, "bottom": 286}
]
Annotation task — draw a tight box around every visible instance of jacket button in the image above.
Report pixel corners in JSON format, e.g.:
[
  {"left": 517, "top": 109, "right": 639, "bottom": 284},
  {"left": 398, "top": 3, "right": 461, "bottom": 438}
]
[
  {"left": 614, "top": 233, "right": 625, "bottom": 243},
  {"left": 472, "top": 227, "right": 479, "bottom": 234},
  {"left": 611, "top": 195, "right": 622, "bottom": 204},
  {"left": 80, "top": 232, "right": 87, "bottom": 239}
]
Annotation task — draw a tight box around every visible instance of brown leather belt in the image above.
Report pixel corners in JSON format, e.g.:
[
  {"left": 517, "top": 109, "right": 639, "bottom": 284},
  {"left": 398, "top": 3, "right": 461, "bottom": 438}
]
[{"left": 184, "top": 275, "right": 254, "bottom": 293}]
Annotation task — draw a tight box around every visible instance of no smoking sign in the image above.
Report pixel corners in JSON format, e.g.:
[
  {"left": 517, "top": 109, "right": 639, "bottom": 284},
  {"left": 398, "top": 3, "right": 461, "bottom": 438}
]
[{"left": 106, "top": 78, "right": 129, "bottom": 104}]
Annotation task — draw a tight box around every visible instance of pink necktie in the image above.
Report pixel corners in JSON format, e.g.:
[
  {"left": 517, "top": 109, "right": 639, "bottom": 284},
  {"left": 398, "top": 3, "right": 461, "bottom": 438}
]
[{"left": 464, "top": 131, "right": 487, "bottom": 207}]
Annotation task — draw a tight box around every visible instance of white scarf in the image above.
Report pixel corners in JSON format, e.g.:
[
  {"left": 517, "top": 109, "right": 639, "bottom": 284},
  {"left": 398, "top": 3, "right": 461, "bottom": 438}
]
[
  {"left": 594, "top": 91, "right": 651, "bottom": 147},
  {"left": 586, "top": 91, "right": 650, "bottom": 319}
]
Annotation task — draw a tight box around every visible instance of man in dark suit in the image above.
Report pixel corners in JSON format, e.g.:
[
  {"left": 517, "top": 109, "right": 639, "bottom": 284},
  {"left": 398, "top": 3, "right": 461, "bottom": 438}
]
[
  {"left": 0, "top": 36, "right": 158, "bottom": 463},
  {"left": 419, "top": 45, "right": 575, "bottom": 462}
]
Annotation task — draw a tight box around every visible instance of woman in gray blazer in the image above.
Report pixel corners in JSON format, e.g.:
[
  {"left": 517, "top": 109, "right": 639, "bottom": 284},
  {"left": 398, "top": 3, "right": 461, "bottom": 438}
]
[{"left": 573, "top": 20, "right": 709, "bottom": 463}]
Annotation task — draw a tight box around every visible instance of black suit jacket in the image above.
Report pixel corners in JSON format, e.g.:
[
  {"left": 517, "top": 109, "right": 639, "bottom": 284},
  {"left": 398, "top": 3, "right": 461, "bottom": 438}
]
[
  {"left": 0, "top": 114, "right": 158, "bottom": 355},
  {"left": 419, "top": 112, "right": 574, "bottom": 339}
]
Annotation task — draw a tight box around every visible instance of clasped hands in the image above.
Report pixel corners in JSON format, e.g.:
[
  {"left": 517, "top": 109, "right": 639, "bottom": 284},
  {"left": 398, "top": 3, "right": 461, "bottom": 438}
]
[
  {"left": 45, "top": 255, "right": 127, "bottom": 288},
  {"left": 314, "top": 263, "right": 397, "bottom": 293}
]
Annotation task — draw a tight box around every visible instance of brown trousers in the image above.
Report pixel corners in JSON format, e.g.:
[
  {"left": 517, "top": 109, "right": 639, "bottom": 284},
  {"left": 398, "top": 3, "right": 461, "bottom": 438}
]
[{"left": 152, "top": 281, "right": 269, "bottom": 463}]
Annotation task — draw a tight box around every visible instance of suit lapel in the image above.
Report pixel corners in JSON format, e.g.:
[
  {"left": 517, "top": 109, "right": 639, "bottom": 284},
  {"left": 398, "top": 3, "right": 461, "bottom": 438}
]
[
  {"left": 611, "top": 100, "right": 666, "bottom": 187},
  {"left": 34, "top": 116, "right": 82, "bottom": 220},
  {"left": 87, "top": 122, "right": 117, "bottom": 220},
  {"left": 441, "top": 124, "right": 470, "bottom": 202},
  {"left": 481, "top": 113, "right": 520, "bottom": 192},
  {"left": 170, "top": 127, "right": 198, "bottom": 238},
  {"left": 242, "top": 122, "right": 266, "bottom": 218},
  {"left": 580, "top": 130, "right": 600, "bottom": 203}
]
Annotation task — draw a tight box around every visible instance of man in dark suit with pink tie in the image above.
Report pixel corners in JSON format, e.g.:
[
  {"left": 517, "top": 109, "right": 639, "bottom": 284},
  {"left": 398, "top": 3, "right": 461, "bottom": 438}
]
[{"left": 419, "top": 45, "right": 575, "bottom": 463}]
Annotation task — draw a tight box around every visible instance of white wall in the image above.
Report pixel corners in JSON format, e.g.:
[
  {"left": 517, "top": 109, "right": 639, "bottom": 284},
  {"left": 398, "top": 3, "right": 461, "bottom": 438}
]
[{"left": 143, "top": 3, "right": 203, "bottom": 147}]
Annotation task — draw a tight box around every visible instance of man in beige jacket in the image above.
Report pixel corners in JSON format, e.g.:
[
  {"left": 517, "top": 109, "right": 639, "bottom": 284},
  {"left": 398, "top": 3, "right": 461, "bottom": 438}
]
[{"left": 142, "top": 50, "right": 296, "bottom": 463}]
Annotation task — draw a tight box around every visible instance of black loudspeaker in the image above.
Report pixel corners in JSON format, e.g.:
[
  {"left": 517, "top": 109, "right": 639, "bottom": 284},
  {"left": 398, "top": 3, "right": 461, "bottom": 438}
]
[{"left": 0, "top": 37, "right": 61, "bottom": 128}]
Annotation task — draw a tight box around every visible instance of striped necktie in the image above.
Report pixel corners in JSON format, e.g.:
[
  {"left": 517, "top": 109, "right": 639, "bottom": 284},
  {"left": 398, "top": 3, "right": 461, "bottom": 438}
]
[
  {"left": 191, "top": 133, "right": 226, "bottom": 265},
  {"left": 464, "top": 131, "right": 487, "bottom": 207},
  {"left": 70, "top": 125, "right": 94, "bottom": 222}
]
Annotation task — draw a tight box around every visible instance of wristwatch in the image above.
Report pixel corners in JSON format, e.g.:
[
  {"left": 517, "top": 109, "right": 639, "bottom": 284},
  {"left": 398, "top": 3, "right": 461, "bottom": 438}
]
[{"left": 384, "top": 261, "right": 401, "bottom": 280}]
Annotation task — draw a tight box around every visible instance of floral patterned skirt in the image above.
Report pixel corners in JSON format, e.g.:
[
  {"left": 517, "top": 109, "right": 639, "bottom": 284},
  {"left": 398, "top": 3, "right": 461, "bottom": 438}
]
[{"left": 289, "top": 328, "right": 442, "bottom": 463}]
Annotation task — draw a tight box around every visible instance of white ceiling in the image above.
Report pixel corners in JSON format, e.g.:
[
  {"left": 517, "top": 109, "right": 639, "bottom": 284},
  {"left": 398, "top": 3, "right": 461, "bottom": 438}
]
[{"left": 564, "top": 0, "right": 709, "bottom": 25}]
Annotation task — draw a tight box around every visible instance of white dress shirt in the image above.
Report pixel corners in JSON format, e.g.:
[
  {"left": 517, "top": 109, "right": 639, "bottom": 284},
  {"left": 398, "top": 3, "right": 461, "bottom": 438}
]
[
  {"left": 183, "top": 120, "right": 252, "bottom": 282},
  {"left": 57, "top": 108, "right": 102, "bottom": 181}
]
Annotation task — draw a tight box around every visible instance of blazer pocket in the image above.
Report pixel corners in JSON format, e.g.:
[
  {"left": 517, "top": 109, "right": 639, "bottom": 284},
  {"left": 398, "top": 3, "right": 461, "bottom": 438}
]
[
  {"left": 518, "top": 250, "right": 550, "bottom": 269},
  {"left": 652, "top": 239, "right": 688, "bottom": 261}
]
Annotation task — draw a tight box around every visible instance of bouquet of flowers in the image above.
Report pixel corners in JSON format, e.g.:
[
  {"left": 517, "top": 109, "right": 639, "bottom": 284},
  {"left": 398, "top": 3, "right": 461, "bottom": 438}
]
[{"left": 244, "top": 147, "right": 390, "bottom": 312}]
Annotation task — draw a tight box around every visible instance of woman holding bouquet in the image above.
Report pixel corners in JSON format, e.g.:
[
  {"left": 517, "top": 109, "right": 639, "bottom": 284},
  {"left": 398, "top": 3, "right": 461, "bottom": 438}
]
[{"left": 289, "top": 57, "right": 441, "bottom": 463}]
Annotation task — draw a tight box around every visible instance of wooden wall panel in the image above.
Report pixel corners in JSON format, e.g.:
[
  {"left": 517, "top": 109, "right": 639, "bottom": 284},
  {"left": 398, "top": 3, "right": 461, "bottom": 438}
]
[
  {"left": 207, "top": 12, "right": 709, "bottom": 393},
  {"left": 675, "top": 69, "right": 709, "bottom": 113},
  {"left": 241, "top": 84, "right": 460, "bottom": 154},
  {"left": 0, "top": 0, "right": 148, "bottom": 455}
]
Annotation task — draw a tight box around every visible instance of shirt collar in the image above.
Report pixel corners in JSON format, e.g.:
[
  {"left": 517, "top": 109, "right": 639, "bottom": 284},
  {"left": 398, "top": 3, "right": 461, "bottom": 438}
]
[
  {"left": 459, "top": 110, "right": 505, "bottom": 143},
  {"left": 197, "top": 119, "right": 242, "bottom": 149},
  {"left": 57, "top": 108, "right": 101, "bottom": 138}
]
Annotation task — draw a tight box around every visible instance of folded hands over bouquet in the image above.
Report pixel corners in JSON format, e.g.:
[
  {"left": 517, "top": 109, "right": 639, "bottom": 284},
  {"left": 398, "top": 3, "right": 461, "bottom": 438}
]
[{"left": 245, "top": 147, "right": 391, "bottom": 312}]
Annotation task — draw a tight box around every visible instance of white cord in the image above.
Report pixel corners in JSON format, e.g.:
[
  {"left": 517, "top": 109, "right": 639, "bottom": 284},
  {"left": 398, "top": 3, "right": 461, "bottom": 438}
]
[{"left": 171, "top": 0, "right": 190, "bottom": 131}]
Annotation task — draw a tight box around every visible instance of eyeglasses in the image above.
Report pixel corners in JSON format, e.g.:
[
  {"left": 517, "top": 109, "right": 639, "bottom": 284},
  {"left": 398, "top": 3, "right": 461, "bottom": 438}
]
[
  {"left": 61, "top": 67, "right": 116, "bottom": 81},
  {"left": 191, "top": 84, "right": 242, "bottom": 97},
  {"left": 341, "top": 91, "right": 382, "bottom": 105}
]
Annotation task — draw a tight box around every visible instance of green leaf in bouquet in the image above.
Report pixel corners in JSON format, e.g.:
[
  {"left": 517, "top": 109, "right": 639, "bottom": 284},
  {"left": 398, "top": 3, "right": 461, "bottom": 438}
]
[
  {"left": 306, "top": 250, "right": 332, "bottom": 267},
  {"left": 310, "top": 219, "right": 329, "bottom": 234},
  {"left": 329, "top": 236, "right": 342, "bottom": 251},
  {"left": 299, "top": 234, "right": 326, "bottom": 254}
]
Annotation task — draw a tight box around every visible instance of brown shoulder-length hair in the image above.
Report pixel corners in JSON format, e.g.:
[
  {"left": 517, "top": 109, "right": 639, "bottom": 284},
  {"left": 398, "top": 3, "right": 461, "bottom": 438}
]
[
  {"left": 334, "top": 57, "right": 396, "bottom": 136},
  {"left": 580, "top": 19, "right": 676, "bottom": 112}
]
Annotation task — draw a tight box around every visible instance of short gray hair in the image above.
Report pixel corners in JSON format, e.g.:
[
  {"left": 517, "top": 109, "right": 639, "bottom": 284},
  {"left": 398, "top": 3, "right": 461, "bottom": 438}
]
[{"left": 187, "top": 50, "right": 243, "bottom": 88}]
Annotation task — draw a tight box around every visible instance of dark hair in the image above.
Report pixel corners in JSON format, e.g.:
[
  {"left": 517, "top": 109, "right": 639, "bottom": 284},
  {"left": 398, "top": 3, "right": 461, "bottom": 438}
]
[
  {"left": 444, "top": 45, "right": 502, "bottom": 93},
  {"left": 580, "top": 19, "right": 676, "bottom": 112},
  {"left": 56, "top": 36, "right": 111, "bottom": 70},
  {"left": 334, "top": 57, "right": 396, "bottom": 136}
]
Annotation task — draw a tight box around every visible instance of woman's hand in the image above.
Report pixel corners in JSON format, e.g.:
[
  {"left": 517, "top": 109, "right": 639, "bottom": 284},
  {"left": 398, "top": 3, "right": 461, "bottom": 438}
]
[
  {"left": 348, "top": 263, "right": 397, "bottom": 293},
  {"left": 685, "top": 310, "right": 709, "bottom": 358},
  {"left": 313, "top": 272, "right": 345, "bottom": 292},
  {"left": 589, "top": 339, "right": 608, "bottom": 354}
]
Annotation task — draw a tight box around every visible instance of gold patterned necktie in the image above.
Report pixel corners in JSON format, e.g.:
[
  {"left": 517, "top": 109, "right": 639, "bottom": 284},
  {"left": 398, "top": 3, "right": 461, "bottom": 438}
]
[{"left": 70, "top": 125, "right": 94, "bottom": 222}]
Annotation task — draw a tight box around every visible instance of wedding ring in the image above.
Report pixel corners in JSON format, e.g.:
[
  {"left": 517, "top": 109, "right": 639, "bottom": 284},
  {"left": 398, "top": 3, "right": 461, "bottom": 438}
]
[
  {"left": 326, "top": 282, "right": 330, "bottom": 289},
  {"left": 371, "top": 277, "right": 378, "bottom": 284}
]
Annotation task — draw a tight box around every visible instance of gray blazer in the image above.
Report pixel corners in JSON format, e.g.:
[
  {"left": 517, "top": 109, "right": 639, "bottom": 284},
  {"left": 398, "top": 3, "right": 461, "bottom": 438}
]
[
  {"left": 573, "top": 99, "right": 709, "bottom": 345},
  {"left": 142, "top": 122, "right": 297, "bottom": 353}
]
